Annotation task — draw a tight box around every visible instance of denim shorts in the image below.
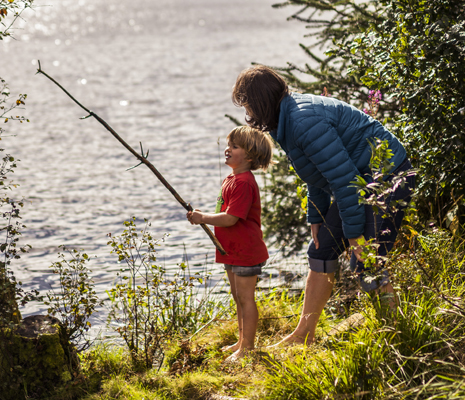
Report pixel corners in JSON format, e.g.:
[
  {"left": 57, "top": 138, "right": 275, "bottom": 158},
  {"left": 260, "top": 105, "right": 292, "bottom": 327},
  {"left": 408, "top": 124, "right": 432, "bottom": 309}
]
[
  {"left": 224, "top": 262, "right": 265, "bottom": 276},
  {"left": 306, "top": 158, "right": 415, "bottom": 292}
]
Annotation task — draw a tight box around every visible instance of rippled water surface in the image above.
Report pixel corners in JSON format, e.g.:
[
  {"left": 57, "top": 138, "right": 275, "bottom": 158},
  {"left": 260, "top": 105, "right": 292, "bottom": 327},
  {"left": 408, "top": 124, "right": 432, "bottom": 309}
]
[{"left": 1, "top": 0, "right": 313, "bottom": 330}]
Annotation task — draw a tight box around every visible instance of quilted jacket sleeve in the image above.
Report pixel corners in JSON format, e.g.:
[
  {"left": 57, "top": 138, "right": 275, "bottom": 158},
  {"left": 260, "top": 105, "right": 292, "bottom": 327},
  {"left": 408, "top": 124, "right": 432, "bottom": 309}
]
[
  {"left": 307, "top": 186, "right": 331, "bottom": 224},
  {"left": 296, "top": 121, "right": 366, "bottom": 238}
]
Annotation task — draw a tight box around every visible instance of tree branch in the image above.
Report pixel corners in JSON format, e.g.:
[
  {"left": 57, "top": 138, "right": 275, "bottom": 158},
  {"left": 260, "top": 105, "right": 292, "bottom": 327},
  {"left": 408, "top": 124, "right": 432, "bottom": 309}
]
[{"left": 36, "top": 61, "right": 226, "bottom": 255}]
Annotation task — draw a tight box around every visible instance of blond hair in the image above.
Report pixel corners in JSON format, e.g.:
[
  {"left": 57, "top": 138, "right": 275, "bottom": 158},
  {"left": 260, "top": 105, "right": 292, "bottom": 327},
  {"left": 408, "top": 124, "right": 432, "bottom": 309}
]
[{"left": 227, "top": 126, "right": 274, "bottom": 171}]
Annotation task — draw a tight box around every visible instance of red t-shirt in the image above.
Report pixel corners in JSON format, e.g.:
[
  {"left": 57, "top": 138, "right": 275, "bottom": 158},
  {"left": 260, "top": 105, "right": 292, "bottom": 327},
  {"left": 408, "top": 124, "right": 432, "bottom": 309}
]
[{"left": 214, "top": 171, "right": 268, "bottom": 266}]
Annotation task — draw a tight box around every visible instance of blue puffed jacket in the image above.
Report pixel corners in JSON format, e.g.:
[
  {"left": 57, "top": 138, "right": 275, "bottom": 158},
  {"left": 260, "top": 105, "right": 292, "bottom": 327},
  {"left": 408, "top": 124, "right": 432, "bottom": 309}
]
[{"left": 269, "top": 93, "right": 407, "bottom": 239}]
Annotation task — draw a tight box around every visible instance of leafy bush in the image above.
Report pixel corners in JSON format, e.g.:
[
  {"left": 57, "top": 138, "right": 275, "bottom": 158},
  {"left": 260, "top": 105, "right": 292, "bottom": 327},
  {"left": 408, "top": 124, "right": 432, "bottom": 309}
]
[
  {"left": 0, "top": 151, "right": 26, "bottom": 325},
  {"left": 341, "top": 0, "right": 465, "bottom": 231},
  {"left": 271, "top": 0, "right": 390, "bottom": 113},
  {"left": 106, "top": 218, "right": 227, "bottom": 370},
  {"left": 267, "top": 0, "right": 465, "bottom": 233},
  {"left": 0, "top": 82, "right": 31, "bottom": 326},
  {"left": 0, "top": 0, "right": 34, "bottom": 41},
  {"left": 0, "top": 3, "right": 34, "bottom": 328},
  {"left": 350, "top": 138, "right": 416, "bottom": 282},
  {"left": 45, "top": 248, "right": 103, "bottom": 353}
]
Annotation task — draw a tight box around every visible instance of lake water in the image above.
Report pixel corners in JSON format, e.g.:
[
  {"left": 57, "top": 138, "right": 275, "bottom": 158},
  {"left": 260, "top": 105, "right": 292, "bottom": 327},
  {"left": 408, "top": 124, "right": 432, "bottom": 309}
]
[{"left": 1, "top": 0, "right": 314, "bottom": 333}]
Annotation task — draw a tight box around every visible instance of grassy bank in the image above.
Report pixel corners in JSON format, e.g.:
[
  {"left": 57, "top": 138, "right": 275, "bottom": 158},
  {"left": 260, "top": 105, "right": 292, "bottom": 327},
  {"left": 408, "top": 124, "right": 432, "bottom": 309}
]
[{"left": 41, "top": 229, "right": 465, "bottom": 400}]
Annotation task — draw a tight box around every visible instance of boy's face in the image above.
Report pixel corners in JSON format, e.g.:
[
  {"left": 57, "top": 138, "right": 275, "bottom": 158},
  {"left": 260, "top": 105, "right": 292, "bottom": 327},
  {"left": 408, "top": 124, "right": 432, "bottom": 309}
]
[{"left": 225, "top": 140, "right": 251, "bottom": 174}]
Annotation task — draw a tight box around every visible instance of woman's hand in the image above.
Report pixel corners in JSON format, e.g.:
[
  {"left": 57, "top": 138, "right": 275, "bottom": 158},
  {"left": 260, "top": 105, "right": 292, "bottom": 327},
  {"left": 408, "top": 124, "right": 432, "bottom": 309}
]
[
  {"left": 310, "top": 223, "right": 322, "bottom": 249},
  {"left": 348, "top": 235, "right": 367, "bottom": 262},
  {"left": 186, "top": 209, "right": 203, "bottom": 225}
]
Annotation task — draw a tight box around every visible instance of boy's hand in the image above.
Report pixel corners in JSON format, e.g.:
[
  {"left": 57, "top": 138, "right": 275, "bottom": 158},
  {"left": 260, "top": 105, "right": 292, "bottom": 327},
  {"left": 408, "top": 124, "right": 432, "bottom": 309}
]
[{"left": 187, "top": 209, "right": 203, "bottom": 225}]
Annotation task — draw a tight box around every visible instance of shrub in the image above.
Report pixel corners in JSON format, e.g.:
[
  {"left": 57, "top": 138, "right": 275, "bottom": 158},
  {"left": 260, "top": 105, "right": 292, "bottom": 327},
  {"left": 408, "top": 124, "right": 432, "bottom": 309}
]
[
  {"left": 106, "top": 218, "right": 228, "bottom": 370},
  {"left": 266, "top": 0, "right": 465, "bottom": 235},
  {"left": 271, "top": 0, "right": 391, "bottom": 114},
  {"left": 45, "top": 248, "right": 103, "bottom": 353},
  {"left": 341, "top": 0, "right": 465, "bottom": 231},
  {"left": 0, "top": 0, "right": 35, "bottom": 329},
  {"left": 0, "top": 66, "right": 32, "bottom": 328},
  {"left": 0, "top": 0, "right": 34, "bottom": 41}
]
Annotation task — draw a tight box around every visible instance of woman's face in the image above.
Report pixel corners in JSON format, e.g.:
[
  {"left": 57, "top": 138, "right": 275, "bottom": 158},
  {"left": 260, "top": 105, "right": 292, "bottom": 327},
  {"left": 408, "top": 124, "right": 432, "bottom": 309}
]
[
  {"left": 243, "top": 105, "right": 253, "bottom": 126},
  {"left": 232, "top": 84, "right": 253, "bottom": 125}
]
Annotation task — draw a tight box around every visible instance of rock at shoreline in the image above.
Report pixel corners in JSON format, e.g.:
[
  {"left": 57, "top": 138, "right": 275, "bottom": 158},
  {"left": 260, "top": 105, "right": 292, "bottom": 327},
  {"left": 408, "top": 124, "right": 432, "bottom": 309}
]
[{"left": 0, "top": 315, "right": 73, "bottom": 400}]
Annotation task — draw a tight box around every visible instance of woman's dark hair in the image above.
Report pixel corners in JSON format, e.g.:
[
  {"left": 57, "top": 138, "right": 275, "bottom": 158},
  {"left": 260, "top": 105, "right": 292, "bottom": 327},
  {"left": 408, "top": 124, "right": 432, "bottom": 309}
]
[{"left": 232, "top": 65, "right": 288, "bottom": 132}]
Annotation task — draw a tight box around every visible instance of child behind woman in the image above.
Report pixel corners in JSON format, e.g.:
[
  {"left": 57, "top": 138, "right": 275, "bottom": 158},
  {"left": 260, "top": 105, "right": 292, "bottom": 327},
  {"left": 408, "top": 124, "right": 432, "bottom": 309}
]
[{"left": 187, "top": 126, "right": 273, "bottom": 361}]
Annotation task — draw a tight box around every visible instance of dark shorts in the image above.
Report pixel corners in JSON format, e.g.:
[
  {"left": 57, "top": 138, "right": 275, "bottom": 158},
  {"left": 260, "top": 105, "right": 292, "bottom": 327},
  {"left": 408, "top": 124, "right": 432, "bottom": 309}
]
[
  {"left": 307, "top": 158, "right": 415, "bottom": 292},
  {"left": 224, "top": 262, "right": 265, "bottom": 277}
]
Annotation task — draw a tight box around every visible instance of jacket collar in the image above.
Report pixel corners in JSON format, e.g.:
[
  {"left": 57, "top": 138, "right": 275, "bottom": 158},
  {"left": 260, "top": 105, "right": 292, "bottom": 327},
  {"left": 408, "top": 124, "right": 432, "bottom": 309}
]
[{"left": 270, "top": 94, "right": 292, "bottom": 154}]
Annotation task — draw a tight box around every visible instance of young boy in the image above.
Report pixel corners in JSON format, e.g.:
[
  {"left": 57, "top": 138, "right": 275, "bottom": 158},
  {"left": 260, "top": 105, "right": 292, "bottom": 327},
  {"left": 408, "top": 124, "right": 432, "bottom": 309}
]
[{"left": 187, "top": 126, "right": 273, "bottom": 361}]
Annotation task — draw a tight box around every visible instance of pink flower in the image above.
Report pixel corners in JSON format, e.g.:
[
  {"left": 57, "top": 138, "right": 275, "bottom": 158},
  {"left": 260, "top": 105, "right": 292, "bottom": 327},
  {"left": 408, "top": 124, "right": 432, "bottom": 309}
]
[
  {"left": 364, "top": 89, "right": 382, "bottom": 118},
  {"left": 321, "top": 87, "right": 331, "bottom": 97}
]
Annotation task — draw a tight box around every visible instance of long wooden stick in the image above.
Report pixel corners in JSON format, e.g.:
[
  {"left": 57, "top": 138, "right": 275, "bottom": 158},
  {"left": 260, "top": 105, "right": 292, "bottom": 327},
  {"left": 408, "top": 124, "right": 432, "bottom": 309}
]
[{"left": 36, "top": 61, "right": 226, "bottom": 255}]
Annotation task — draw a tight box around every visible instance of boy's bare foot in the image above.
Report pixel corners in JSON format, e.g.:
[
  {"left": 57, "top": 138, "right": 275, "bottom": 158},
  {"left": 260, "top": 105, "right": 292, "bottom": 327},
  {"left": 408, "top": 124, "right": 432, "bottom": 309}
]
[
  {"left": 266, "top": 334, "right": 311, "bottom": 348},
  {"left": 224, "top": 348, "right": 252, "bottom": 363},
  {"left": 221, "top": 342, "right": 240, "bottom": 352}
]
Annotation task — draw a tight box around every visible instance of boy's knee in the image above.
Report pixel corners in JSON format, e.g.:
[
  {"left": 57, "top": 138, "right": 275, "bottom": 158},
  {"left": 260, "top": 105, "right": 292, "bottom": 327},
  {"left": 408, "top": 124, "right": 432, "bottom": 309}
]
[{"left": 235, "top": 291, "right": 255, "bottom": 306}]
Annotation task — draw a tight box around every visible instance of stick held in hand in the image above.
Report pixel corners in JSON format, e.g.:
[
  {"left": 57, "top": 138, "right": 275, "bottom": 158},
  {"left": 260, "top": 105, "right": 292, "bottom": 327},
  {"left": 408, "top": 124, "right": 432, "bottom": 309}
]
[{"left": 36, "top": 61, "right": 226, "bottom": 255}]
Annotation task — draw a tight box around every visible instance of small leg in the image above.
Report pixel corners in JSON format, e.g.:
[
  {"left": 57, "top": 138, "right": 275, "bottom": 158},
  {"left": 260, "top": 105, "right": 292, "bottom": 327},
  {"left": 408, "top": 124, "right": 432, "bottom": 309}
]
[
  {"left": 224, "top": 274, "right": 258, "bottom": 363},
  {"left": 221, "top": 270, "right": 242, "bottom": 353},
  {"left": 224, "top": 347, "right": 252, "bottom": 363},
  {"left": 221, "top": 342, "right": 240, "bottom": 352},
  {"left": 234, "top": 274, "right": 258, "bottom": 352}
]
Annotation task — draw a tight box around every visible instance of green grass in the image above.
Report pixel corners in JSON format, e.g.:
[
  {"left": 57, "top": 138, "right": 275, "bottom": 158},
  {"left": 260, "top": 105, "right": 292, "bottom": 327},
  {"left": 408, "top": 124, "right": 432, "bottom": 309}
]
[{"left": 41, "top": 229, "right": 465, "bottom": 400}]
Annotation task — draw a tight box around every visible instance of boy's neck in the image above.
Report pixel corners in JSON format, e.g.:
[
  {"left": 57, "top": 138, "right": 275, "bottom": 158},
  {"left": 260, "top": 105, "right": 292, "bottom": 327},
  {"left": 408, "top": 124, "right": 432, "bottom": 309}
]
[{"left": 231, "top": 166, "right": 251, "bottom": 175}]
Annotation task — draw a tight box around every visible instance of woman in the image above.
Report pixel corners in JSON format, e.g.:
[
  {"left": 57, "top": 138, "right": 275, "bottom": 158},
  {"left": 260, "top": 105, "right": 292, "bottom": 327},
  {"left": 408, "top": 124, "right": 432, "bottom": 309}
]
[{"left": 232, "top": 65, "right": 414, "bottom": 346}]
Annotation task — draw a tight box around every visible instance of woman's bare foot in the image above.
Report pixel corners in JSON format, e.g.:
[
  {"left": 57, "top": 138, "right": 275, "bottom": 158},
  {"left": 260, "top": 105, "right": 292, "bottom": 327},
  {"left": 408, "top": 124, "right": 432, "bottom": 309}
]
[
  {"left": 221, "top": 342, "right": 240, "bottom": 352},
  {"left": 267, "top": 333, "right": 311, "bottom": 348}
]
